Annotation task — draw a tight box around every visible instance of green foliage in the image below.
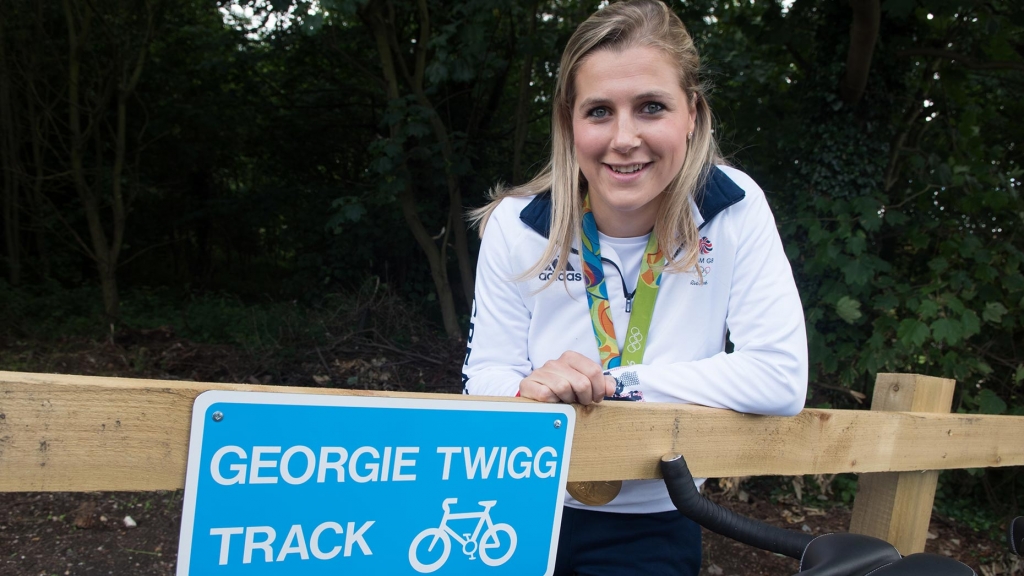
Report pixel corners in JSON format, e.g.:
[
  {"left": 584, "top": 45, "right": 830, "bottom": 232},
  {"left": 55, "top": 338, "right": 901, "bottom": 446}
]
[
  {"left": 700, "top": 0, "right": 1024, "bottom": 418},
  {"left": 835, "top": 296, "right": 863, "bottom": 324},
  {"left": 692, "top": 0, "right": 1024, "bottom": 516},
  {"left": 750, "top": 473, "right": 858, "bottom": 508},
  {"left": 2, "top": 0, "right": 1023, "bottom": 519},
  {"left": 934, "top": 469, "right": 1019, "bottom": 538},
  {"left": 0, "top": 280, "right": 295, "bottom": 347},
  {"left": 0, "top": 277, "right": 446, "bottom": 373},
  {"left": 0, "top": 280, "right": 106, "bottom": 339},
  {"left": 831, "top": 474, "right": 860, "bottom": 505}
]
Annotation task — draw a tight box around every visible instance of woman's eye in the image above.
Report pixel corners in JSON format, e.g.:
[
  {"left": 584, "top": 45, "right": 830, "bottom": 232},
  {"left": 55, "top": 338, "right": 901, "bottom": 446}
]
[
  {"left": 587, "top": 107, "right": 609, "bottom": 119},
  {"left": 642, "top": 102, "right": 665, "bottom": 114}
]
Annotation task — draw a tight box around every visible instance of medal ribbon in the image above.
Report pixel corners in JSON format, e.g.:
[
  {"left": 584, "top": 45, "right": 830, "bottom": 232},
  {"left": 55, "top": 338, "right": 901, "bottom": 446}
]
[{"left": 580, "top": 195, "right": 665, "bottom": 369}]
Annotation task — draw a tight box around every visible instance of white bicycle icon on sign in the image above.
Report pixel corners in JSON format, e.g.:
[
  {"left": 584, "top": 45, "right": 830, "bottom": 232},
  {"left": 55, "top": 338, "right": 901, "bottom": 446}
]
[{"left": 408, "top": 497, "right": 517, "bottom": 573}]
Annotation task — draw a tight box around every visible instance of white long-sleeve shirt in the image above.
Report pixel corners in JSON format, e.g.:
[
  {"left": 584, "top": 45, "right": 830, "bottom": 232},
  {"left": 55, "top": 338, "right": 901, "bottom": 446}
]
[{"left": 463, "top": 165, "right": 808, "bottom": 513}]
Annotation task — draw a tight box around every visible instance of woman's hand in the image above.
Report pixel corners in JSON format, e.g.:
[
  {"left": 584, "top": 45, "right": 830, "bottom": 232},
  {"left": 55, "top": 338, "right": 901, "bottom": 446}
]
[{"left": 519, "top": 351, "right": 616, "bottom": 405}]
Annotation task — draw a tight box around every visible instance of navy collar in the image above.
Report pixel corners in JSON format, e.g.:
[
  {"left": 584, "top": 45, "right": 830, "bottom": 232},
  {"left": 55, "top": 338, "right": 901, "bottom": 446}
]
[{"left": 519, "top": 165, "right": 746, "bottom": 238}]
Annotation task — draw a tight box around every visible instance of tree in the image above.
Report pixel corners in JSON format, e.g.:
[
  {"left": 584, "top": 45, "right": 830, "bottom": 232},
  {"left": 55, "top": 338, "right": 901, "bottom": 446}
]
[
  {"left": 357, "top": 0, "right": 533, "bottom": 337},
  {"left": 1, "top": 0, "right": 67, "bottom": 286},
  {"left": 841, "top": 0, "right": 880, "bottom": 105},
  {"left": 342, "top": 0, "right": 556, "bottom": 337},
  {"left": 695, "top": 0, "right": 1024, "bottom": 415},
  {"left": 0, "top": 9, "right": 23, "bottom": 286},
  {"left": 62, "top": 0, "right": 161, "bottom": 317}
]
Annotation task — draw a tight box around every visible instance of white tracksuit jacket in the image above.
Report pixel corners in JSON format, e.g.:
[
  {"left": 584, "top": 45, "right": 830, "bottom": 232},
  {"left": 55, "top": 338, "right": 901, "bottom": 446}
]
[{"left": 462, "top": 165, "right": 808, "bottom": 514}]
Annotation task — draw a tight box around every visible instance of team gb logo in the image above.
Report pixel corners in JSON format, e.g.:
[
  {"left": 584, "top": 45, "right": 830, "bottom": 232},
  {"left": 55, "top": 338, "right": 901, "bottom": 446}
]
[{"left": 692, "top": 237, "right": 713, "bottom": 286}]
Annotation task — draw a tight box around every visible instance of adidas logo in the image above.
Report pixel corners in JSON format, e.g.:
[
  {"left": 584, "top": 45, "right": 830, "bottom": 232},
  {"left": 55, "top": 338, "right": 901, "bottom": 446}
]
[{"left": 538, "top": 257, "right": 583, "bottom": 282}]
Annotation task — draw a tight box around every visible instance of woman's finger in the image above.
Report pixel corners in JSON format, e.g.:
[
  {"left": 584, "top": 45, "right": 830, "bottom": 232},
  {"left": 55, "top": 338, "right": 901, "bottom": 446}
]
[
  {"left": 518, "top": 378, "right": 560, "bottom": 403},
  {"left": 520, "top": 352, "right": 610, "bottom": 405},
  {"left": 521, "top": 359, "right": 585, "bottom": 403},
  {"left": 558, "top": 351, "right": 608, "bottom": 404}
]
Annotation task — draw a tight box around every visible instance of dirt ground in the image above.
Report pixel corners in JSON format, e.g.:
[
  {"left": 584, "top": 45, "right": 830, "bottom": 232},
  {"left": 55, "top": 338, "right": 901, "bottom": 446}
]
[
  {"left": 2, "top": 484, "right": 1018, "bottom": 575},
  {"left": 1, "top": 331, "right": 1020, "bottom": 575}
]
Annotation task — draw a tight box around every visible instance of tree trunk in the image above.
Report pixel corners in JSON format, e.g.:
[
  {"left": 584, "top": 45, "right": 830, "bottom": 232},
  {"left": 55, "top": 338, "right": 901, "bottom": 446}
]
[
  {"left": 406, "top": 0, "right": 474, "bottom": 307},
  {"left": 364, "top": 1, "right": 462, "bottom": 338},
  {"left": 63, "top": 0, "right": 154, "bottom": 319},
  {"left": 108, "top": 92, "right": 129, "bottom": 286},
  {"left": 512, "top": 1, "right": 539, "bottom": 184},
  {"left": 404, "top": 73, "right": 476, "bottom": 308},
  {"left": 400, "top": 180, "right": 460, "bottom": 338},
  {"left": 64, "top": 0, "right": 114, "bottom": 314},
  {"left": 99, "top": 258, "right": 119, "bottom": 321},
  {"left": 445, "top": 164, "right": 475, "bottom": 308},
  {"left": 1, "top": 159, "right": 20, "bottom": 287},
  {"left": 1, "top": 162, "right": 21, "bottom": 287},
  {"left": 26, "top": 85, "right": 50, "bottom": 279},
  {"left": 28, "top": 0, "right": 49, "bottom": 278},
  {"left": 841, "top": 0, "right": 880, "bottom": 105},
  {"left": 0, "top": 21, "right": 22, "bottom": 286}
]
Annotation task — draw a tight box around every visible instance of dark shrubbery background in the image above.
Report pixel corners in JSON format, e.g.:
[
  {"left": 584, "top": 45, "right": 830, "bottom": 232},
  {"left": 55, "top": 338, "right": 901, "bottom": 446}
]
[{"left": 1, "top": 0, "right": 1022, "bottom": 530}]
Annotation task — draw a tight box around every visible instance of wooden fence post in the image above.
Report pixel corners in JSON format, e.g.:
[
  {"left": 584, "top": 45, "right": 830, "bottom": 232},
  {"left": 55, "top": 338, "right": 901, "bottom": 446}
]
[{"left": 848, "top": 373, "right": 956, "bottom": 554}]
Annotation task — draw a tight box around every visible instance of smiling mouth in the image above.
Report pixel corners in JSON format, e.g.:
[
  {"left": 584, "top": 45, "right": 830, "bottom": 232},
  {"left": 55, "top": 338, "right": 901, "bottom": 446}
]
[{"left": 607, "top": 163, "right": 649, "bottom": 174}]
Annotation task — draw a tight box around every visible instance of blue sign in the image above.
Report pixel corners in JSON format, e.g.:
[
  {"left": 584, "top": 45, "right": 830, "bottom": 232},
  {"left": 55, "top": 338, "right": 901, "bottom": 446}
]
[{"left": 177, "top": 391, "right": 576, "bottom": 576}]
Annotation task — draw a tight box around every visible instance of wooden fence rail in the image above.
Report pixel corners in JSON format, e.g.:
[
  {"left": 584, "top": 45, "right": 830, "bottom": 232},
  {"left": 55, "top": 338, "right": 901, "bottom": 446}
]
[{"left": 2, "top": 370, "right": 1023, "bottom": 555}]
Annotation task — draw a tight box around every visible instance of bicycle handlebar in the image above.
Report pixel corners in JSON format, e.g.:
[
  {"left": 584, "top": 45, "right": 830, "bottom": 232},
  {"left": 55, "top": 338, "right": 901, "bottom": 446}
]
[
  {"left": 660, "top": 453, "right": 813, "bottom": 559},
  {"left": 1012, "top": 517, "right": 1023, "bottom": 556},
  {"left": 660, "top": 453, "right": 977, "bottom": 576}
]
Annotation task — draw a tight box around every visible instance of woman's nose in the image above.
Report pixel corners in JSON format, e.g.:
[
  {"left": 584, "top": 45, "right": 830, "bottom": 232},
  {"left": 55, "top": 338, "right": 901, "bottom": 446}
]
[{"left": 611, "top": 116, "right": 641, "bottom": 153}]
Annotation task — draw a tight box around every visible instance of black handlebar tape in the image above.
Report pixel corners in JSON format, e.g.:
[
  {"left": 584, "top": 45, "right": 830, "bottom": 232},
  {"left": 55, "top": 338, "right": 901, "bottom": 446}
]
[
  {"left": 1012, "top": 517, "right": 1023, "bottom": 556},
  {"left": 660, "top": 454, "right": 813, "bottom": 560}
]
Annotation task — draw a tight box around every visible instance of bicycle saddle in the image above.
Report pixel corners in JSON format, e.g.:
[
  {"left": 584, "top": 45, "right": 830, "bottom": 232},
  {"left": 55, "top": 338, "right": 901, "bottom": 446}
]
[
  {"left": 1012, "top": 516, "right": 1023, "bottom": 556},
  {"left": 797, "top": 532, "right": 975, "bottom": 575},
  {"left": 798, "top": 533, "right": 900, "bottom": 575},
  {"left": 866, "top": 553, "right": 975, "bottom": 575}
]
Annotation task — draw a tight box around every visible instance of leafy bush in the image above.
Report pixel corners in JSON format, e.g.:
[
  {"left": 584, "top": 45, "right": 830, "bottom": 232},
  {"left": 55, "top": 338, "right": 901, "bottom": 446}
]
[{"left": 0, "top": 280, "right": 106, "bottom": 340}]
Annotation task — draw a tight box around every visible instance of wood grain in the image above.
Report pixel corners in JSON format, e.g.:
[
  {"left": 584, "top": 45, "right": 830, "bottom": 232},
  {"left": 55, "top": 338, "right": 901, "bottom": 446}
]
[
  {"left": 849, "top": 374, "right": 956, "bottom": 554},
  {"left": 1, "top": 371, "right": 1022, "bottom": 492}
]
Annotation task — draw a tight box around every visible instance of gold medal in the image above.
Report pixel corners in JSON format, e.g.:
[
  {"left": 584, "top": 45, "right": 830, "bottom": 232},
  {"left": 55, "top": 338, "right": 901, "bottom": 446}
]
[
  {"left": 566, "top": 480, "right": 622, "bottom": 506},
  {"left": 565, "top": 197, "right": 656, "bottom": 508}
]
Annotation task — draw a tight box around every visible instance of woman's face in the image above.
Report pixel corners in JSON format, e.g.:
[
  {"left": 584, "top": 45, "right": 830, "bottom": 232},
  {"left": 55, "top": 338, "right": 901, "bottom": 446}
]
[{"left": 572, "top": 45, "right": 696, "bottom": 238}]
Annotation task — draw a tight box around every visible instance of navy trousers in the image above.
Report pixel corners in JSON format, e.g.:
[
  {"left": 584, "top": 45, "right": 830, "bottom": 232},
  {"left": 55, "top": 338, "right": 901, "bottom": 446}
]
[{"left": 553, "top": 506, "right": 702, "bottom": 575}]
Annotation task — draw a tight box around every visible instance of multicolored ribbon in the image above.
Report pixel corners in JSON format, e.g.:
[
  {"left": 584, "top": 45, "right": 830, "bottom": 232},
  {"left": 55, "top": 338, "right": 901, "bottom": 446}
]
[{"left": 580, "top": 195, "right": 665, "bottom": 369}]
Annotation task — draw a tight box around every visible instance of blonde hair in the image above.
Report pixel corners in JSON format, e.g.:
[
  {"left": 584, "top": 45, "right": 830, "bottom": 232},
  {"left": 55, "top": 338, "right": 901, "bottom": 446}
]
[{"left": 470, "top": 0, "right": 723, "bottom": 282}]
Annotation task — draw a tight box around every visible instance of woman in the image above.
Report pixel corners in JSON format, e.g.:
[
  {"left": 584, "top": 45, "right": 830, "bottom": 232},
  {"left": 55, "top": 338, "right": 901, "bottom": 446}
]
[{"left": 463, "top": 1, "right": 808, "bottom": 574}]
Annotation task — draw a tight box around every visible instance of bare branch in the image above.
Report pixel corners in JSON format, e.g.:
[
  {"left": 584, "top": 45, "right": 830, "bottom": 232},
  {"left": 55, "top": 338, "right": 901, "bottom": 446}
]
[
  {"left": 359, "top": 1, "right": 402, "bottom": 101},
  {"left": 884, "top": 184, "right": 937, "bottom": 210},
  {"left": 36, "top": 190, "right": 97, "bottom": 261},
  {"left": 414, "top": 0, "right": 430, "bottom": 91},
  {"left": 382, "top": 1, "right": 416, "bottom": 92},
  {"left": 118, "top": 237, "right": 183, "bottom": 268},
  {"left": 897, "top": 48, "right": 1024, "bottom": 71},
  {"left": 883, "top": 58, "right": 941, "bottom": 193}
]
